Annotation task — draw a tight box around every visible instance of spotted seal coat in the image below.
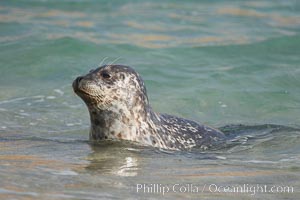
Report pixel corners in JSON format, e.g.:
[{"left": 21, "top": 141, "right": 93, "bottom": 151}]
[{"left": 73, "top": 65, "right": 225, "bottom": 150}]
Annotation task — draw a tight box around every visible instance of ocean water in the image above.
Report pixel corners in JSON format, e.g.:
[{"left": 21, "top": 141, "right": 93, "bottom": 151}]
[{"left": 0, "top": 0, "right": 300, "bottom": 199}]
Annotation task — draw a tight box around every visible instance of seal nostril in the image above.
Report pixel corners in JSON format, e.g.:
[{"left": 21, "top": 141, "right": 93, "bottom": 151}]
[
  {"left": 76, "top": 76, "right": 83, "bottom": 84},
  {"left": 73, "top": 76, "right": 84, "bottom": 90}
]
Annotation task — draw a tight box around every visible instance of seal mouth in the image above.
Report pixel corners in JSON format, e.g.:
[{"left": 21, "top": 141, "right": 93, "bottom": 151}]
[{"left": 75, "top": 88, "right": 93, "bottom": 97}]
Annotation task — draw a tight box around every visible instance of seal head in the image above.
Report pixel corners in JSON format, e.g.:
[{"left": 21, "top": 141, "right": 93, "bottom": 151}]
[{"left": 73, "top": 65, "right": 225, "bottom": 150}]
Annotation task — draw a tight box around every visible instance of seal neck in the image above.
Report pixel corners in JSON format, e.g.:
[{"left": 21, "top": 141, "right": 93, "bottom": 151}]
[{"left": 88, "top": 103, "right": 154, "bottom": 142}]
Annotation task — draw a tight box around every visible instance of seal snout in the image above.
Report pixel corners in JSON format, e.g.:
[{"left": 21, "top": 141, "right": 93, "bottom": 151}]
[
  {"left": 75, "top": 76, "right": 84, "bottom": 85},
  {"left": 72, "top": 76, "right": 84, "bottom": 92}
]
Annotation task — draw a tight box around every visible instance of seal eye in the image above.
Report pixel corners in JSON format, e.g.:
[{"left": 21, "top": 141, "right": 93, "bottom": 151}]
[{"left": 101, "top": 72, "right": 111, "bottom": 79}]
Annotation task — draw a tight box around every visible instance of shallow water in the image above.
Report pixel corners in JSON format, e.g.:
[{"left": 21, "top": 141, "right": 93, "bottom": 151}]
[{"left": 0, "top": 0, "right": 300, "bottom": 199}]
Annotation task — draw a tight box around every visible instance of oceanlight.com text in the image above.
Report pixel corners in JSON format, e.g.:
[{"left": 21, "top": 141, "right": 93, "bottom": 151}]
[{"left": 135, "top": 183, "right": 294, "bottom": 196}]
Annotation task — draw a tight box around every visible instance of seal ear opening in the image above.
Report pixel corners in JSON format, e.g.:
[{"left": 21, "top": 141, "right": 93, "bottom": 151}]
[{"left": 120, "top": 74, "right": 125, "bottom": 80}]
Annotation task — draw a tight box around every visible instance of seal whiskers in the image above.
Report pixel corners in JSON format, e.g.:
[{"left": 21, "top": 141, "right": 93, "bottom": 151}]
[
  {"left": 98, "top": 57, "right": 109, "bottom": 67},
  {"left": 108, "top": 57, "right": 122, "bottom": 66}
]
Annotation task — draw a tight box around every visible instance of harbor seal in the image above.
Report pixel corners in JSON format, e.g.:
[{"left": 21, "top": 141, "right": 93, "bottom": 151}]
[{"left": 73, "top": 65, "right": 225, "bottom": 150}]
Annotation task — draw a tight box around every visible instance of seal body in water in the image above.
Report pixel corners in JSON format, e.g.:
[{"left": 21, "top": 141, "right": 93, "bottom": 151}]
[{"left": 73, "top": 65, "right": 225, "bottom": 150}]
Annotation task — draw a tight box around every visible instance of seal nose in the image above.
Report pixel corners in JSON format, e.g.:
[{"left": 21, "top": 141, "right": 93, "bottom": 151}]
[
  {"left": 73, "top": 76, "right": 84, "bottom": 90},
  {"left": 76, "top": 76, "right": 83, "bottom": 84}
]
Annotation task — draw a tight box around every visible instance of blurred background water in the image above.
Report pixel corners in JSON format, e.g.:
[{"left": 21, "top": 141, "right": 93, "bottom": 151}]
[{"left": 0, "top": 0, "right": 299, "bottom": 199}]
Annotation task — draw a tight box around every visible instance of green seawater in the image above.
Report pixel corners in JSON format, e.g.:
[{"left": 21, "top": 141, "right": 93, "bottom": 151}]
[{"left": 0, "top": 0, "right": 300, "bottom": 199}]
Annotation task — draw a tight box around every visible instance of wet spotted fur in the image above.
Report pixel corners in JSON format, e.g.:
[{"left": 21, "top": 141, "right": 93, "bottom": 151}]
[{"left": 73, "top": 65, "right": 225, "bottom": 150}]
